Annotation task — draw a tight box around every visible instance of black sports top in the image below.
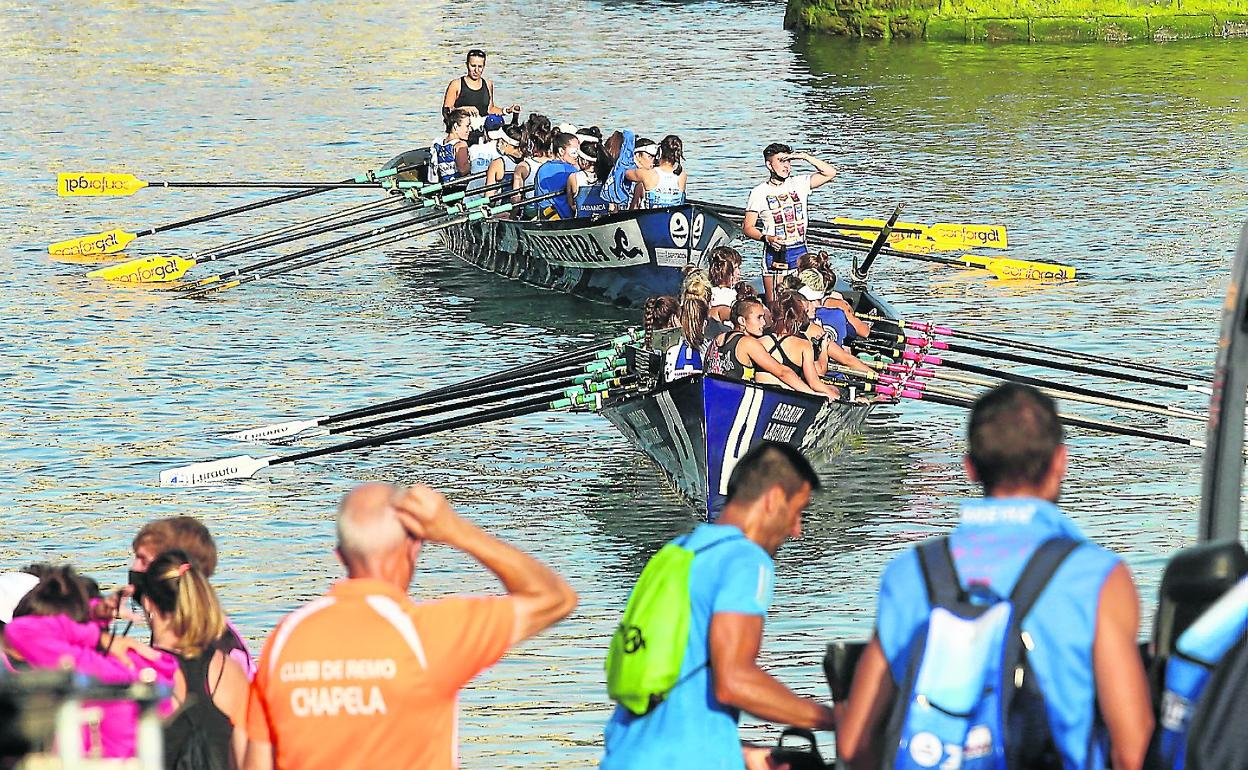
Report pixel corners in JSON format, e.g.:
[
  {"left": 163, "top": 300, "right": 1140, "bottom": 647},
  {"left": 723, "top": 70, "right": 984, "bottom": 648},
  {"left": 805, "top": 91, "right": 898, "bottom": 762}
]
[
  {"left": 764, "top": 334, "right": 805, "bottom": 379},
  {"left": 454, "top": 76, "right": 491, "bottom": 115}
]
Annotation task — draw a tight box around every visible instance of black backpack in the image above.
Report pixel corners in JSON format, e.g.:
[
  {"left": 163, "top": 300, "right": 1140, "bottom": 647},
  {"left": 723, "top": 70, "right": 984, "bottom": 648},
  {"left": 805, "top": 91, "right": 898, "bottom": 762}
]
[
  {"left": 164, "top": 653, "right": 232, "bottom": 770},
  {"left": 1186, "top": 628, "right": 1248, "bottom": 770}
]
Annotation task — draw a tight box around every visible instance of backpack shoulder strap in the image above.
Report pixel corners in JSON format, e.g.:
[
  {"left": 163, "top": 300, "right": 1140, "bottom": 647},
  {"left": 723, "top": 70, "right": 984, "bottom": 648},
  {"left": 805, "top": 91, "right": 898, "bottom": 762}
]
[
  {"left": 1009, "top": 537, "right": 1080, "bottom": 621},
  {"left": 916, "top": 537, "right": 964, "bottom": 607}
]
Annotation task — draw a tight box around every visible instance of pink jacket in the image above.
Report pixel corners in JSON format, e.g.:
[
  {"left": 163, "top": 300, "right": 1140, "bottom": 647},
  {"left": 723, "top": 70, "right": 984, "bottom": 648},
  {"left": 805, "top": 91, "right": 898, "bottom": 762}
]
[{"left": 6, "top": 614, "right": 178, "bottom": 758}]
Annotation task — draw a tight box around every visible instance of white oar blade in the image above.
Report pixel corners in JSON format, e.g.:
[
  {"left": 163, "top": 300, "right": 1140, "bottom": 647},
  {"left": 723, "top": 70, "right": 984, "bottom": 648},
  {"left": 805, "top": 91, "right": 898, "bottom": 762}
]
[
  {"left": 159, "top": 455, "right": 272, "bottom": 487},
  {"left": 225, "top": 419, "right": 323, "bottom": 444}
]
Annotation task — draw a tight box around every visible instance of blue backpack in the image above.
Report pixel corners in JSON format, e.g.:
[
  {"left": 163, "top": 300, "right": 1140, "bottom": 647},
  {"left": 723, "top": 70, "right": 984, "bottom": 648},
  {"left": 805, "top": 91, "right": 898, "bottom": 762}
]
[
  {"left": 1157, "top": 574, "right": 1248, "bottom": 770},
  {"left": 884, "top": 536, "right": 1078, "bottom": 770}
]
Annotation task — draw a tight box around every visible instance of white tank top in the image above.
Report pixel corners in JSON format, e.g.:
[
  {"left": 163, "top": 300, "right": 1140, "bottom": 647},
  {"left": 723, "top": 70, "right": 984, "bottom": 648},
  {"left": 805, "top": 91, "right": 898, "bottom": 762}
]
[
  {"left": 710, "top": 286, "right": 736, "bottom": 309},
  {"left": 644, "top": 167, "right": 684, "bottom": 208}
]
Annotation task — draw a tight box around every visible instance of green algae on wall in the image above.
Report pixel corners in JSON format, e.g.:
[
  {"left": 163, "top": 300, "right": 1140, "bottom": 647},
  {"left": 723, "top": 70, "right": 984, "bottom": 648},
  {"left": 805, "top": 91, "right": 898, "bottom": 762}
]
[{"left": 784, "top": 0, "right": 1248, "bottom": 39}]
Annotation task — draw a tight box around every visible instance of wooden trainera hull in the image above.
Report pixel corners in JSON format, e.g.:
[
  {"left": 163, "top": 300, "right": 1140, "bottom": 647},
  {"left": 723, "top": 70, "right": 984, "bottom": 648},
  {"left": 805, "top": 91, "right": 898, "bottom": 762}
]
[
  {"left": 436, "top": 204, "right": 739, "bottom": 307},
  {"left": 598, "top": 285, "right": 901, "bottom": 519}
]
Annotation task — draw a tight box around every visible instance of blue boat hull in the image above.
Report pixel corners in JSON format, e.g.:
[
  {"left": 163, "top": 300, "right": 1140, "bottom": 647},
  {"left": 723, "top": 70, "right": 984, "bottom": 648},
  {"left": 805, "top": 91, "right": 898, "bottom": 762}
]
[{"left": 436, "top": 204, "right": 739, "bottom": 308}]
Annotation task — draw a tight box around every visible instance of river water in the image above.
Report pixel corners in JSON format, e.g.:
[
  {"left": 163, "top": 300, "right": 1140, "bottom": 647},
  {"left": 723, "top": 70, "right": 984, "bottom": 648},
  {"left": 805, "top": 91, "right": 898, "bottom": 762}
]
[{"left": 2, "top": 0, "right": 1247, "bottom": 764}]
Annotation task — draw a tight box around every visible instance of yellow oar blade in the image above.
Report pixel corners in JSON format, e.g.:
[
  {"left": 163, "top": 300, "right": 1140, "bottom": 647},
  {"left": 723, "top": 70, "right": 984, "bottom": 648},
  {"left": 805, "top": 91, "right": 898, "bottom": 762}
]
[
  {"left": 86, "top": 255, "right": 197, "bottom": 283},
  {"left": 929, "top": 223, "right": 1008, "bottom": 249},
  {"left": 980, "top": 256, "right": 1075, "bottom": 281},
  {"left": 48, "top": 228, "right": 137, "bottom": 257},
  {"left": 50, "top": 251, "right": 137, "bottom": 266},
  {"left": 887, "top": 238, "right": 968, "bottom": 255},
  {"left": 57, "top": 172, "right": 148, "bottom": 197}
]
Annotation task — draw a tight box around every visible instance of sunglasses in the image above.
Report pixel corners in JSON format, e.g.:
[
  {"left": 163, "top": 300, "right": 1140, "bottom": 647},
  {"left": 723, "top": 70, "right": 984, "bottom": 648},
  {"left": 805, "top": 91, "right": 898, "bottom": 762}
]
[{"left": 467, "top": 49, "right": 487, "bottom": 59}]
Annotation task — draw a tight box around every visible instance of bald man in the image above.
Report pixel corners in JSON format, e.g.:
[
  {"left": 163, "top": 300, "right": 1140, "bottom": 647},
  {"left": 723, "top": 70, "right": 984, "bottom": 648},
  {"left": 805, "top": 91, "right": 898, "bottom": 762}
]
[{"left": 244, "top": 483, "right": 576, "bottom": 770}]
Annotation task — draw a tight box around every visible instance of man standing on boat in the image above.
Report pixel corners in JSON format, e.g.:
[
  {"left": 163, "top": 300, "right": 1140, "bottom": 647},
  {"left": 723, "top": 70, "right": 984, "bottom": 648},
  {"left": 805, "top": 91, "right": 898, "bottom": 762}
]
[
  {"left": 836, "top": 384, "right": 1153, "bottom": 770},
  {"left": 600, "top": 442, "right": 836, "bottom": 770},
  {"left": 243, "top": 483, "right": 576, "bottom": 770},
  {"left": 442, "top": 48, "right": 521, "bottom": 123},
  {"left": 742, "top": 144, "right": 838, "bottom": 302}
]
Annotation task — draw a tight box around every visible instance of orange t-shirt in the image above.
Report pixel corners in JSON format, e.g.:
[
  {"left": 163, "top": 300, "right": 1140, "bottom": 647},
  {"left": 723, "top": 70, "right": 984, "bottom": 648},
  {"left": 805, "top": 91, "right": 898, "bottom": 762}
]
[{"left": 246, "top": 579, "right": 514, "bottom": 770}]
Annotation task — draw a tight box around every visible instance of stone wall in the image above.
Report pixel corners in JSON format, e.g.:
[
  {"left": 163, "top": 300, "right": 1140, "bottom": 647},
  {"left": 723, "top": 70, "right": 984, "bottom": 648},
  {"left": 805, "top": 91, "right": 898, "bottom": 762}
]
[{"left": 784, "top": 0, "right": 1248, "bottom": 40}]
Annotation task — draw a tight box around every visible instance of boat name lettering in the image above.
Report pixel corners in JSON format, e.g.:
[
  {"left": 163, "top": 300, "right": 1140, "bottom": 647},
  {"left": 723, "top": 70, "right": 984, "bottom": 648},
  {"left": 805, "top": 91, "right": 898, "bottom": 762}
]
[
  {"left": 290, "top": 686, "right": 387, "bottom": 717},
  {"left": 761, "top": 402, "right": 807, "bottom": 443},
  {"left": 772, "top": 404, "right": 806, "bottom": 423},
  {"left": 521, "top": 222, "right": 649, "bottom": 269}
]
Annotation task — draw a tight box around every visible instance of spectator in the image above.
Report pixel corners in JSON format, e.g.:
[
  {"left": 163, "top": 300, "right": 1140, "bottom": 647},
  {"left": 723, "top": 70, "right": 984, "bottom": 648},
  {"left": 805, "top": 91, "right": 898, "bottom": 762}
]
[
  {"left": 837, "top": 384, "right": 1153, "bottom": 770},
  {"left": 244, "top": 483, "right": 576, "bottom": 770}
]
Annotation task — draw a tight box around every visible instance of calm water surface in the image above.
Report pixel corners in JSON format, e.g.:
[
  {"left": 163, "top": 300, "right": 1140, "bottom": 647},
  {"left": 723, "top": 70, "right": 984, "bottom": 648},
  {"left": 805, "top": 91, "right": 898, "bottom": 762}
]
[{"left": 2, "top": 1, "right": 1247, "bottom": 764}]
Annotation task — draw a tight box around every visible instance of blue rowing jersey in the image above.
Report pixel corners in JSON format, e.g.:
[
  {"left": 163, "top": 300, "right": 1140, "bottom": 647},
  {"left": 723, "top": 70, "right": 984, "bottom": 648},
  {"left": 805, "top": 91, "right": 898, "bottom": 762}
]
[
  {"left": 430, "top": 140, "right": 459, "bottom": 184},
  {"left": 876, "top": 498, "right": 1120, "bottom": 769},
  {"left": 575, "top": 178, "right": 610, "bottom": 218},
  {"left": 815, "top": 306, "right": 855, "bottom": 345},
  {"left": 534, "top": 160, "right": 577, "bottom": 220}
]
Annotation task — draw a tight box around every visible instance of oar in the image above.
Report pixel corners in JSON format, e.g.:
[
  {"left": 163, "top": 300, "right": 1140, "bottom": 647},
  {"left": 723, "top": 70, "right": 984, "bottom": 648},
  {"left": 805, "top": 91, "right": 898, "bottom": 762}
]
[
  {"left": 854, "top": 338, "right": 1202, "bottom": 408},
  {"left": 865, "top": 315, "right": 1211, "bottom": 384},
  {"left": 852, "top": 204, "right": 902, "bottom": 283},
  {"left": 56, "top": 172, "right": 417, "bottom": 198},
  {"left": 842, "top": 371, "right": 1210, "bottom": 450},
  {"left": 86, "top": 176, "right": 492, "bottom": 284},
  {"left": 159, "top": 383, "right": 633, "bottom": 487},
  {"left": 688, "top": 199, "right": 926, "bottom": 237},
  {"left": 806, "top": 232, "right": 1076, "bottom": 281},
  {"left": 180, "top": 191, "right": 561, "bottom": 298},
  {"left": 871, "top": 330, "right": 1212, "bottom": 395},
  {"left": 226, "top": 333, "right": 638, "bottom": 443},
  {"left": 840, "top": 361, "right": 1204, "bottom": 422},
  {"left": 48, "top": 160, "right": 435, "bottom": 257}
]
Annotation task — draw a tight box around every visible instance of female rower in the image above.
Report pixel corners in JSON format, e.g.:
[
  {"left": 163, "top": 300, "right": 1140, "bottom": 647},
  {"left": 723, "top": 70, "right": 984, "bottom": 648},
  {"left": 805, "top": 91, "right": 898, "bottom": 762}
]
[
  {"left": 513, "top": 114, "right": 554, "bottom": 212},
  {"left": 786, "top": 272, "right": 871, "bottom": 377},
  {"left": 704, "top": 298, "right": 832, "bottom": 399},
  {"left": 568, "top": 141, "right": 610, "bottom": 218},
  {"left": 142, "top": 549, "right": 248, "bottom": 770},
  {"left": 643, "top": 295, "right": 679, "bottom": 348},
  {"left": 754, "top": 292, "right": 842, "bottom": 400},
  {"left": 622, "top": 137, "right": 658, "bottom": 209},
  {"left": 430, "top": 108, "right": 471, "bottom": 184},
  {"left": 625, "top": 135, "right": 687, "bottom": 209},
  {"left": 707, "top": 246, "right": 743, "bottom": 324},
  {"left": 665, "top": 270, "right": 712, "bottom": 382},
  {"left": 441, "top": 48, "right": 520, "bottom": 121},
  {"left": 471, "top": 122, "right": 525, "bottom": 194},
  {"left": 796, "top": 253, "right": 871, "bottom": 342}
]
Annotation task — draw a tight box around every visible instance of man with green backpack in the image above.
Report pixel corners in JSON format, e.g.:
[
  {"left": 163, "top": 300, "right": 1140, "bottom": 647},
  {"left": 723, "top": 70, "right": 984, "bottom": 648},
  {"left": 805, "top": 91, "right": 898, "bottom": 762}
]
[{"left": 601, "top": 442, "right": 837, "bottom": 770}]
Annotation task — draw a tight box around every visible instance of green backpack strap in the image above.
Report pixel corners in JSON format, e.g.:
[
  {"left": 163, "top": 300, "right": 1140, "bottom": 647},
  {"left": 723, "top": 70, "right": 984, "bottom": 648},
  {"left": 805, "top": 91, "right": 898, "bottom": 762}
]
[{"left": 606, "top": 532, "right": 744, "bottom": 715}]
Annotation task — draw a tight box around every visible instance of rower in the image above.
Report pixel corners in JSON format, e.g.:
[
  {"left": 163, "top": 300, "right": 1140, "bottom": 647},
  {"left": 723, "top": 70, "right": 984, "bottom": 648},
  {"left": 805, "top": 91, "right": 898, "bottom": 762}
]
[
  {"left": 742, "top": 143, "right": 838, "bottom": 302},
  {"left": 784, "top": 272, "right": 870, "bottom": 377},
  {"left": 441, "top": 48, "right": 520, "bottom": 123},
  {"left": 469, "top": 117, "right": 524, "bottom": 193},
  {"left": 707, "top": 246, "right": 743, "bottom": 324},
  {"left": 568, "top": 140, "right": 611, "bottom": 219},
  {"left": 703, "top": 298, "right": 832, "bottom": 400},
  {"left": 533, "top": 132, "right": 580, "bottom": 220},
  {"left": 754, "top": 292, "right": 842, "bottom": 400},
  {"left": 625, "top": 135, "right": 687, "bottom": 210},
  {"left": 429, "top": 109, "right": 471, "bottom": 185},
  {"left": 512, "top": 114, "right": 554, "bottom": 214},
  {"left": 664, "top": 270, "right": 712, "bottom": 382}
]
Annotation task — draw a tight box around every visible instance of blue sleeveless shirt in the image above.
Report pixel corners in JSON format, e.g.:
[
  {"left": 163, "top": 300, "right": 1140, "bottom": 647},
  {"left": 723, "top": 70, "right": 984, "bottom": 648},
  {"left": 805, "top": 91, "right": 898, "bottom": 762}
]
[
  {"left": 815, "top": 306, "right": 855, "bottom": 344},
  {"left": 575, "top": 176, "right": 610, "bottom": 218},
  {"left": 876, "top": 497, "right": 1120, "bottom": 769},
  {"left": 430, "top": 140, "right": 459, "bottom": 184},
  {"left": 533, "top": 160, "right": 577, "bottom": 220}
]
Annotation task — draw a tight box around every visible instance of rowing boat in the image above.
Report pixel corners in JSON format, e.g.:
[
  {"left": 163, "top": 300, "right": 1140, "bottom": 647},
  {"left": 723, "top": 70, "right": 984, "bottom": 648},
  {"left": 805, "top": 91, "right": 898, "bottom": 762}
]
[
  {"left": 599, "top": 283, "right": 903, "bottom": 519},
  {"left": 380, "top": 149, "right": 739, "bottom": 307}
]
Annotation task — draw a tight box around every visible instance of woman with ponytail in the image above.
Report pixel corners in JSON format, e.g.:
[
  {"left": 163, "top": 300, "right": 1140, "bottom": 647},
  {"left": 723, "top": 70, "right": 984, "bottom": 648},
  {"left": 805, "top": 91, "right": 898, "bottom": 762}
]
[
  {"left": 664, "top": 269, "right": 712, "bottom": 382},
  {"left": 625, "top": 133, "right": 687, "bottom": 209},
  {"left": 141, "top": 549, "right": 247, "bottom": 770}
]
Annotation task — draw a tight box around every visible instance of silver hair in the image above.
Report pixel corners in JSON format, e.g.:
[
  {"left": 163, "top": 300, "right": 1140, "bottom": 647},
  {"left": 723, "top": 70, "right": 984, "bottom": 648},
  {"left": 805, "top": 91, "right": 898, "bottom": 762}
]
[{"left": 336, "top": 483, "right": 408, "bottom": 564}]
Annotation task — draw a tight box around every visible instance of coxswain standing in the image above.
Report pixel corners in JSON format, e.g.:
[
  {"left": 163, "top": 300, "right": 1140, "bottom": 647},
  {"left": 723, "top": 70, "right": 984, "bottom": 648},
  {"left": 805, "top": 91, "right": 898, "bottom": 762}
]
[
  {"left": 742, "top": 143, "right": 838, "bottom": 302},
  {"left": 441, "top": 48, "right": 521, "bottom": 122}
]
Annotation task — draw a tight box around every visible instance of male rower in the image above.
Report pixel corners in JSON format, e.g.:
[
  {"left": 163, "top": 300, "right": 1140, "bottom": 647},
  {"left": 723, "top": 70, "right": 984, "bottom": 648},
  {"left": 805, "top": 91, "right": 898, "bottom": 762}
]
[
  {"left": 836, "top": 384, "right": 1153, "bottom": 770},
  {"left": 442, "top": 48, "right": 521, "bottom": 122},
  {"left": 743, "top": 144, "right": 838, "bottom": 302},
  {"left": 600, "top": 442, "right": 835, "bottom": 770},
  {"left": 244, "top": 483, "right": 575, "bottom": 770}
]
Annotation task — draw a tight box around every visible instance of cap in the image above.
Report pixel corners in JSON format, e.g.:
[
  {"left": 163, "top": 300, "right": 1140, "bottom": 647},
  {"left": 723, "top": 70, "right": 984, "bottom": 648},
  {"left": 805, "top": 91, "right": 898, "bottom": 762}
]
[
  {"left": 796, "top": 268, "right": 826, "bottom": 293},
  {"left": 557, "top": 123, "right": 578, "bottom": 135},
  {"left": 634, "top": 142, "right": 659, "bottom": 156},
  {"left": 0, "top": 572, "right": 38, "bottom": 624},
  {"left": 798, "top": 285, "right": 824, "bottom": 302},
  {"left": 482, "top": 114, "right": 504, "bottom": 131}
]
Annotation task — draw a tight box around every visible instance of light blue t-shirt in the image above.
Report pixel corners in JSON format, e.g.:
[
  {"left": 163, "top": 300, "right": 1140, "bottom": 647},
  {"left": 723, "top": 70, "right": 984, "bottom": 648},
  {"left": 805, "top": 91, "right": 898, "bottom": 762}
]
[
  {"left": 876, "top": 497, "right": 1121, "bottom": 769},
  {"left": 601, "top": 524, "right": 775, "bottom": 770}
]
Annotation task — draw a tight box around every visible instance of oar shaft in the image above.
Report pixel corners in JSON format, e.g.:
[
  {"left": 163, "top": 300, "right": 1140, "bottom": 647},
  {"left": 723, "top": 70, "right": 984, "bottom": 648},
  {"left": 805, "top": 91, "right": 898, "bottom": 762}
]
[
  {"left": 147, "top": 185, "right": 343, "bottom": 236},
  {"left": 150, "top": 181, "right": 383, "bottom": 189},
  {"left": 870, "top": 315, "right": 1211, "bottom": 384},
  {"left": 329, "top": 367, "right": 592, "bottom": 432},
  {"left": 193, "top": 195, "right": 406, "bottom": 261},
  {"left": 687, "top": 199, "right": 925, "bottom": 236}
]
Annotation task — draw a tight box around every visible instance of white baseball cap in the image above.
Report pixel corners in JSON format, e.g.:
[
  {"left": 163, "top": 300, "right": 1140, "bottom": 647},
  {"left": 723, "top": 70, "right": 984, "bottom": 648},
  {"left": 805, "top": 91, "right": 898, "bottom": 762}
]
[
  {"left": 0, "top": 572, "right": 38, "bottom": 623},
  {"left": 557, "top": 123, "right": 579, "bottom": 135},
  {"left": 798, "top": 285, "right": 824, "bottom": 302}
]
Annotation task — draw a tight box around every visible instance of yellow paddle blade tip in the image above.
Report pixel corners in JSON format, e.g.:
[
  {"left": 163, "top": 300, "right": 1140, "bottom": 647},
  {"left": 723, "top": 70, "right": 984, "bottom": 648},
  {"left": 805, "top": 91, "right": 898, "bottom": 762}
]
[
  {"left": 86, "top": 256, "right": 193, "bottom": 283},
  {"left": 48, "top": 229, "right": 136, "bottom": 257},
  {"left": 56, "top": 173, "right": 146, "bottom": 197}
]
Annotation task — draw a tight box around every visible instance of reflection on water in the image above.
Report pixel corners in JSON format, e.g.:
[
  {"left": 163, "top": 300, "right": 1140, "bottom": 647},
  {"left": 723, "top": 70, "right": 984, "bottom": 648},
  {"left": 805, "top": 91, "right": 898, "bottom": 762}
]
[{"left": 1, "top": 1, "right": 1246, "bottom": 765}]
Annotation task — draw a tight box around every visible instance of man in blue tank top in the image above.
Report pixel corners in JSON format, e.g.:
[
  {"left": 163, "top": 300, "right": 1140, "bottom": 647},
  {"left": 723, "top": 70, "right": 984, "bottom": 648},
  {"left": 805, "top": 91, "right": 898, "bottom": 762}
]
[
  {"left": 601, "top": 442, "right": 836, "bottom": 770},
  {"left": 837, "top": 384, "right": 1153, "bottom": 770}
]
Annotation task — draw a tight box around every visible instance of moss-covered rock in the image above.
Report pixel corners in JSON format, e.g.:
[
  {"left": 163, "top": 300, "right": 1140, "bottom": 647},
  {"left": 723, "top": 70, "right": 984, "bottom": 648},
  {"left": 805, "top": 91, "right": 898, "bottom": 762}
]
[
  {"left": 1149, "top": 12, "right": 1217, "bottom": 38},
  {"left": 1098, "top": 15, "right": 1152, "bottom": 39},
  {"left": 969, "top": 16, "right": 1032, "bottom": 38},
  {"left": 926, "top": 16, "right": 971, "bottom": 38},
  {"left": 1030, "top": 15, "right": 1101, "bottom": 38}
]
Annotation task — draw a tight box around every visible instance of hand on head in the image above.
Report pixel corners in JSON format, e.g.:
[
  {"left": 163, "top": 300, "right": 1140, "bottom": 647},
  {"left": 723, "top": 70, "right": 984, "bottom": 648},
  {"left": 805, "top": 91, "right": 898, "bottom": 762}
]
[{"left": 391, "top": 484, "right": 461, "bottom": 545}]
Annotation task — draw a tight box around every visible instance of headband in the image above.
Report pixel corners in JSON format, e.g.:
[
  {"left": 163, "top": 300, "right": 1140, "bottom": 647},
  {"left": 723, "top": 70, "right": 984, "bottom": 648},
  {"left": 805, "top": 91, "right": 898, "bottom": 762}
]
[
  {"left": 634, "top": 143, "right": 659, "bottom": 156},
  {"left": 575, "top": 133, "right": 598, "bottom": 146},
  {"left": 494, "top": 131, "right": 520, "bottom": 147},
  {"left": 576, "top": 148, "right": 596, "bottom": 163}
]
